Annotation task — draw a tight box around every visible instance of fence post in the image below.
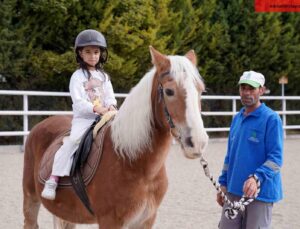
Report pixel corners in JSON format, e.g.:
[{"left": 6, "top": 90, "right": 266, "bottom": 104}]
[
  {"left": 23, "top": 94, "right": 28, "bottom": 151},
  {"left": 232, "top": 98, "right": 237, "bottom": 118},
  {"left": 279, "top": 76, "right": 288, "bottom": 138},
  {"left": 282, "top": 95, "right": 287, "bottom": 139}
]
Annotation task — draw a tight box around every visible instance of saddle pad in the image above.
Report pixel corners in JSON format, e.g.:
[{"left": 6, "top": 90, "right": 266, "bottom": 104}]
[
  {"left": 93, "top": 110, "right": 117, "bottom": 139},
  {"left": 38, "top": 123, "right": 109, "bottom": 188}
]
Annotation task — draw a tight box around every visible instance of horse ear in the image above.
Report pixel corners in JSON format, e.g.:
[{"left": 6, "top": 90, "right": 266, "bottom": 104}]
[
  {"left": 185, "top": 50, "right": 197, "bottom": 66},
  {"left": 149, "top": 46, "right": 168, "bottom": 69}
]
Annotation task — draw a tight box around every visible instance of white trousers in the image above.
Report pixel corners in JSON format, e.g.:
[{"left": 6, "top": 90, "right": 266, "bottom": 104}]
[{"left": 51, "top": 117, "right": 94, "bottom": 177}]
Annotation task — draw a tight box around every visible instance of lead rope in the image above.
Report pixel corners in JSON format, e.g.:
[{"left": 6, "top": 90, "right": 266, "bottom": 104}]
[{"left": 199, "top": 156, "right": 261, "bottom": 220}]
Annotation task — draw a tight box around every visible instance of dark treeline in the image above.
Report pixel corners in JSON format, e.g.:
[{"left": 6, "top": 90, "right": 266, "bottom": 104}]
[{"left": 1, "top": 0, "right": 300, "bottom": 143}]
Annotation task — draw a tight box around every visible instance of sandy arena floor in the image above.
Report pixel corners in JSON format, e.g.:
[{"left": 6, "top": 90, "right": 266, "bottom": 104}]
[{"left": 0, "top": 138, "right": 298, "bottom": 228}]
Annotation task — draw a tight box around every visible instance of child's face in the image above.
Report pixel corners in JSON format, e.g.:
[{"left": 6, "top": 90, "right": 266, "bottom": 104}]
[{"left": 79, "top": 46, "right": 101, "bottom": 69}]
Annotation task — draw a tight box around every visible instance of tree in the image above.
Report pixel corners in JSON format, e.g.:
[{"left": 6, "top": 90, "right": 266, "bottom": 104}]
[
  {"left": 0, "top": 0, "right": 30, "bottom": 90},
  {"left": 1, "top": 0, "right": 300, "bottom": 143},
  {"left": 212, "top": 0, "right": 300, "bottom": 96},
  {"left": 99, "top": 0, "right": 183, "bottom": 91}
]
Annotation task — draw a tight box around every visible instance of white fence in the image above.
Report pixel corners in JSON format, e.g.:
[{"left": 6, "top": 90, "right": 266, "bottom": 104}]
[{"left": 1, "top": 90, "right": 300, "bottom": 144}]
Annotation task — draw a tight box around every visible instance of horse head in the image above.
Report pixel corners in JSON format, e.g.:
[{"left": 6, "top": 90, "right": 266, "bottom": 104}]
[{"left": 150, "top": 46, "right": 209, "bottom": 159}]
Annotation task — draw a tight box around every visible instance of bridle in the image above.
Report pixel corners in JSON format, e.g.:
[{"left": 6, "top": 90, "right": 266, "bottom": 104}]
[{"left": 157, "top": 71, "right": 182, "bottom": 142}]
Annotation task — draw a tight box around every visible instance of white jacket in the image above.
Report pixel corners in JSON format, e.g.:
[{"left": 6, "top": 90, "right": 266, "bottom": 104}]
[
  {"left": 52, "top": 68, "right": 117, "bottom": 176},
  {"left": 69, "top": 68, "right": 117, "bottom": 139}
]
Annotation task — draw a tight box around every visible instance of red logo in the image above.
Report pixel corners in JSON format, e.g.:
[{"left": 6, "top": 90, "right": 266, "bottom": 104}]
[{"left": 255, "top": 0, "right": 300, "bottom": 12}]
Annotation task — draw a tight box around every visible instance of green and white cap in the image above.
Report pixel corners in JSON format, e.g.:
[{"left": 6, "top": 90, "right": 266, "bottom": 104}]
[{"left": 238, "top": 70, "right": 265, "bottom": 88}]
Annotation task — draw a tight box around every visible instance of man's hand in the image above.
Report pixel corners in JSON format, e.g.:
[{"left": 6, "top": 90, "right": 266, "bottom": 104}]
[
  {"left": 216, "top": 186, "right": 227, "bottom": 207},
  {"left": 243, "top": 177, "right": 258, "bottom": 198}
]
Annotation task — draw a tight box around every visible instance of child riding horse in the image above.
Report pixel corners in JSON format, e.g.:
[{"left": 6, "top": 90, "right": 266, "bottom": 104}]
[{"left": 23, "top": 47, "right": 208, "bottom": 228}]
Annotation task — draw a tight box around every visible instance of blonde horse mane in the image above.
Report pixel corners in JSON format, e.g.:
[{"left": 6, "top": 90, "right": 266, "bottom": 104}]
[
  {"left": 111, "top": 69, "right": 155, "bottom": 161},
  {"left": 111, "top": 55, "right": 204, "bottom": 161}
]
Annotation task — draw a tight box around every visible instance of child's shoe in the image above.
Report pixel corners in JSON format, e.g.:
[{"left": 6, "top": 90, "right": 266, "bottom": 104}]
[{"left": 41, "top": 179, "right": 58, "bottom": 200}]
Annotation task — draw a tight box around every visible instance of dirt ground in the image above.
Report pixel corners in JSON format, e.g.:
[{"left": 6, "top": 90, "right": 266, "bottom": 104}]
[{"left": 0, "top": 138, "right": 298, "bottom": 229}]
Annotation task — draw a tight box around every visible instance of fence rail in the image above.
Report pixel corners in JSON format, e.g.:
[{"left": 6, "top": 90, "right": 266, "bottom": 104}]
[{"left": 1, "top": 90, "right": 300, "bottom": 144}]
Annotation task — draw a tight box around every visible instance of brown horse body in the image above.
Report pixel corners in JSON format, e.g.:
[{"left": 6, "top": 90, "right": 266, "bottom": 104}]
[{"left": 23, "top": 47, "right": 208, "bottom": 228}]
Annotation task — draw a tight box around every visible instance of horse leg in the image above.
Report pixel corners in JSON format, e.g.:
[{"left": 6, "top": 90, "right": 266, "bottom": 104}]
[
  {"left": 98, "top": 216, "right": 125, "bottom": 229},
  {"left": 132, "top": 214, "right": 156, "bottom": 229},
  {"left": 23, "top": 194, "right": 41, "bottom": 229},
  {"left": 142, "top": 214, "right": 157, "bottom": 229},
  {"left": 53, "top": 215, "right": 76, "bottom": 229}
]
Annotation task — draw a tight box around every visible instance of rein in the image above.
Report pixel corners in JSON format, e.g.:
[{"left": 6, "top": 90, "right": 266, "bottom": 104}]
[{"left": 199, "top": 156, "right": 261, "bottom": 220}]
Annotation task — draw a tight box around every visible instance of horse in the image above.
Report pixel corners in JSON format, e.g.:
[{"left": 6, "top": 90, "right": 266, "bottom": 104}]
[{"left": 22, "top": 46, "right": 209, "bottom": 229}]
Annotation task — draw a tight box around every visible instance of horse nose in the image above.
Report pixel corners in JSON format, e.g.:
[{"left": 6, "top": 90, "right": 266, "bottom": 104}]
[{"left": 185, "top": 136, "right": 194, "bottom": 148}]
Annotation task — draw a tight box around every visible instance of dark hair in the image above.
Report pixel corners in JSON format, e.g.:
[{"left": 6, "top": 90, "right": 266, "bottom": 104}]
[{"left": 75, "top": 47, "right": 109, "bottom": 80}]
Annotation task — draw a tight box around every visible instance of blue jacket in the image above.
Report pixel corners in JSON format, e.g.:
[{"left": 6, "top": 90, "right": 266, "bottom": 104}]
[{"left": 218, "top": 103, "right": 283, "bottom": 203}]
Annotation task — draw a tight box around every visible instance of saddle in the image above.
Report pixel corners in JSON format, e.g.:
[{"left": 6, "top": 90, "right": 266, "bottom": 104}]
[
  {"left": 39, "top": 111, "right": 117, "bottom": 186},
  {"left": 39, "top": 112, "right": 116, "bottom": 214},
  {"left": 38, "top": 121, "right": 108, "bottom": 187}
]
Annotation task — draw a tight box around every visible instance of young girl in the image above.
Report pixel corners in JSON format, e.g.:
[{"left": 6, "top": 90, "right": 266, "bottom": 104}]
[{"left": 42, "top": 29, "right": 117, "bottom": 200}]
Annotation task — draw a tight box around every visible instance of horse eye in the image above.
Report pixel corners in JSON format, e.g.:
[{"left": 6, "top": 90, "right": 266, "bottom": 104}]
[{"left": 165, "top": 88, "right": 174, "bottom": 96}]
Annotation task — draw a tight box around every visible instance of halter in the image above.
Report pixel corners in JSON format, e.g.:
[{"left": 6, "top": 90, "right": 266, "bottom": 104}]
[{"left": 157, "top": 71, "right": 182, "bottom": 142}]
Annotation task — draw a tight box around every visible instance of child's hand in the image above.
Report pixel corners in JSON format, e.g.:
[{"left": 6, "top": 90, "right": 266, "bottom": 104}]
[
  {"left": 93, "top": 106, "right": 108, "bottom": 115},
  {"left": 108, "top": 105, "right": 117, "bottom": 111}
]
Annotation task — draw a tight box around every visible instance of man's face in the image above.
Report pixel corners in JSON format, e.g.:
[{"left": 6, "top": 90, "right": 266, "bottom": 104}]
[{"left": 239, "top": 84, "right": 264, "bottom": 107}]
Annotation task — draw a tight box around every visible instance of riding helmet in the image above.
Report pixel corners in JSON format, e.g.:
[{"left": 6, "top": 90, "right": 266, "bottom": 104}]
[
  {"left": 75, "top": 29, "right": 107, "bottom": 49},
  {"left": 75, "top": 29, "right": 108, "bottom": 65}
]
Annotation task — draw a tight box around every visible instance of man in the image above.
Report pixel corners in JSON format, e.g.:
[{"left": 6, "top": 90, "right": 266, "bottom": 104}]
[{"left": 217, "top": 70, "right": 283, "bottom": 229}]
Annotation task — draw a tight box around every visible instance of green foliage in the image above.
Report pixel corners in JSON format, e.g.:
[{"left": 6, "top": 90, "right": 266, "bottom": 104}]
[
  {"left": 207, "top": 1, "right": 300, "bottom": 96},
  {"left": 100, "top": 0, "right": 180, "bottom": 91},
  {"left": 0, "top": 0, "right": 29, "bottom": 89},
  {"left": 26, "top": 50, "right": 75, "bottom": 91},
  {"left": 1, "top": 0, "right": 300, "bottom": 143},
  {"left": 2, "top": 0, "right": 299, "bottom": 94}
]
